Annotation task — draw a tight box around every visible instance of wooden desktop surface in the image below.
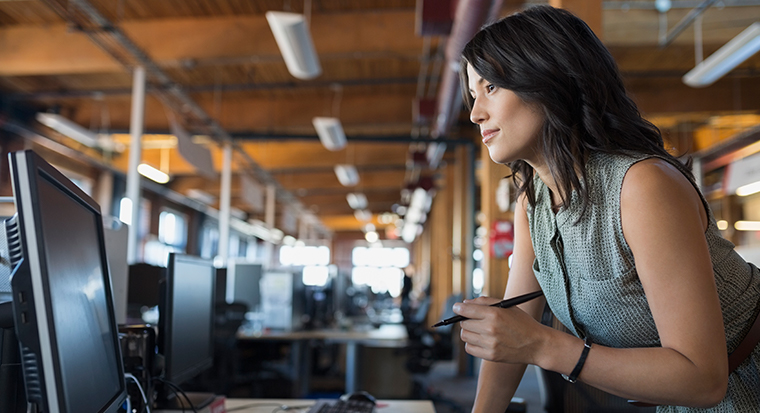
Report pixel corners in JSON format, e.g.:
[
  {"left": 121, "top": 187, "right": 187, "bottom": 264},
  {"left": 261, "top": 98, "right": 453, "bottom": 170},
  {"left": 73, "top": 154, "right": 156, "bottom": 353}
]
[
  {"left": 236, "top": 324, "right": 410, "bottom": 395},
  {"left": 237, "top": 323, "right": 408, "bottom": 347},
  {"left": 224, "top": 398, "right": 436, "bottom": 412}
]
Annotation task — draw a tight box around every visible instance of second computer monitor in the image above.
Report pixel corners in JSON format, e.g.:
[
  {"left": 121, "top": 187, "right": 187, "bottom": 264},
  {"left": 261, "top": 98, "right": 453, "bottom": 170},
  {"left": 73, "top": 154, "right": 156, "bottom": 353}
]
[
  {"left": 159, "top": 253, "right": 215, "bottom": 386},
  {"left": 225, "top": 261, "right": 262, "bottom": 311}
]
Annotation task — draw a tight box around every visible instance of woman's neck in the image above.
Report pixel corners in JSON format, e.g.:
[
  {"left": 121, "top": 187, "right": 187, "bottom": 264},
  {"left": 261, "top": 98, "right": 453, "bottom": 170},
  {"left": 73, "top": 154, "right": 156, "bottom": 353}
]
[{"left": 530, "top": 162, "right": 565, "bottom": 212}]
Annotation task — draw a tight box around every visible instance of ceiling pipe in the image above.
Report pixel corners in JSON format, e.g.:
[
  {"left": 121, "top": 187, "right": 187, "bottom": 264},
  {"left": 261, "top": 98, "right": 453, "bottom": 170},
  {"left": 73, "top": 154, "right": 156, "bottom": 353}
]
[{"left": 432, "top": 0, "right": 503, "bottom": 138}]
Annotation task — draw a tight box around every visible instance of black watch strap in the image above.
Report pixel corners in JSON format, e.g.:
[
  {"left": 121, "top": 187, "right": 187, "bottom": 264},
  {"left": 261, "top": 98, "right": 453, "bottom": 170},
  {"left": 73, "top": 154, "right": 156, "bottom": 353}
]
[{"left": 562, "top": 335, "right": 592, "bottom": 383}]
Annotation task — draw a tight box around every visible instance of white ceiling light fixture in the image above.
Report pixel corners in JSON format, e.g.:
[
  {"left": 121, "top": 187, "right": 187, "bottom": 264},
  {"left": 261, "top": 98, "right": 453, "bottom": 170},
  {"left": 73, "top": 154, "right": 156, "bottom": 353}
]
[
  {"left": 737, "top": 181, "right": 760, "bottom": 197},
  {"left": 683, "top": 22, "right": 760, "bottom": 88},
  {"left": 346, "top": 192, "right": 368, "bottom": 210},
  {"left": 313, "top": 117, "right": 347, "bottom": 151},
  {"left": 137, "top": 163, "right": 170, "bottom": 184},
  {"left": 365, "top": 231, "right": 379, "bottom": 243},
  {"left": 36, "top": 112, "right": 99, "bottom": 146},
  {"left": 266, "top": 11, "right": 322, "bottom": 80},
  {"left": 36, "top": 112, "right": 124, "bottom": 152},
  {"left": 334, "top": 164, "right": 360, "bottom": 187},
  {"left": 735, "top": 220, "right": 760, "bottom": 231},
  {"left": 354, "top": 209, "right": 372, "bottom": 222},
  {"left": 401, "top": 187, "right": 433, "bottom": 243}
]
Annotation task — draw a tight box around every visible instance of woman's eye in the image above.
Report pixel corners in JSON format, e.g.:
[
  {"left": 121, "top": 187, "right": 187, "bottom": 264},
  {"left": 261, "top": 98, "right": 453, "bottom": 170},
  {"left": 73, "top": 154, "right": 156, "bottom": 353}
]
[{"left": 486, "top": 84, "right": 496, "bottom": 92}]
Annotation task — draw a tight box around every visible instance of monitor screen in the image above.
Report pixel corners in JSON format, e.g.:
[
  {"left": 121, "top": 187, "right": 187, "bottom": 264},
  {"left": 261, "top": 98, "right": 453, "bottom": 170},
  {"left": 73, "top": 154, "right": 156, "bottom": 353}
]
[
  {"left": 225, "top": 261, "right": 262, "bottom": 312},
  {"left": 8, "top": 150, "right": 127, "bottom": 413},
  {"left": 159, "top": 253, "right": 215, "bottom": 386}
]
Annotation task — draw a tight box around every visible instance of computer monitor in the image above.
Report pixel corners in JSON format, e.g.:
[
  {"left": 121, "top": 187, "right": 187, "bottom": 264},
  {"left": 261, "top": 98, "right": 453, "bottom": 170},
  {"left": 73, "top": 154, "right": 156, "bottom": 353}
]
[
  {"left": 214, "top": 267, "right": 227, "bottom": 304},
  {"left": 127, "top": 262, "right": 166, "bottom": 324},
  {"left": 4, "top": 150, "right": 127, "bottom": 412},
  {"left": 103, "top": 218, "right": 129, "bottom": 325},
  {"left": 157, "top": 253, "right": 216, "bottom": 409},
  {"left": 225, "top": 260, "right": 262, "bottom": 311}
]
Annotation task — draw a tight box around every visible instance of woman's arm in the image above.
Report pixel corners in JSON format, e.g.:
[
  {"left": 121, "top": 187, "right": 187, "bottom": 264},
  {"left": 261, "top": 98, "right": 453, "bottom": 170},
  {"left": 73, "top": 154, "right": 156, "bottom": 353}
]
[
  {"left": 459, "top": 194, "right": 547, "bottom": 412},
  {"left": 561, "top": 158, "right": 727, "bottom": 406},
  {"left": 457, "top": 159, "right": 728, "bottom": 409}
]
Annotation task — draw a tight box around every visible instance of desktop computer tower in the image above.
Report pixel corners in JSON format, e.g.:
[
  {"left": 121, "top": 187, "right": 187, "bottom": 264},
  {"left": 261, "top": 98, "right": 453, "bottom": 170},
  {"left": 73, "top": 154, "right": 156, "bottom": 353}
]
[{"left": 119, "top": 325, "right": 157, "bottom": 412}]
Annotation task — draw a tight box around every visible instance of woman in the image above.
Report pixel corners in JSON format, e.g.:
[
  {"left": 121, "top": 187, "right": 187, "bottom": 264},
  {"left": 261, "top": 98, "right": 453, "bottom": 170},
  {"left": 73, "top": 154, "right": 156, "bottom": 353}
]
[{"left": 454, "top": 5, "right": 760, "bottom": 412}]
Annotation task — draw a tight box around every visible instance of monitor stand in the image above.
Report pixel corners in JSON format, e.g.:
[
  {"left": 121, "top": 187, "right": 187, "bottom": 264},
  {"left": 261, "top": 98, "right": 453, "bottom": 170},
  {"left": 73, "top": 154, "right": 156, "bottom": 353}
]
[{"left": 0, "top": 301, "right": 26, "bottom": 413}]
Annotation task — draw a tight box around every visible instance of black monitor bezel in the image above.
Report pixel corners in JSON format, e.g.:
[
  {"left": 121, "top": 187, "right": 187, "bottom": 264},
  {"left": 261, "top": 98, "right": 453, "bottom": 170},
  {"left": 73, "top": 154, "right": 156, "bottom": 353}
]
[
  {"left": 9, "top": 150, "right": 127, "bottom": 413},
  {"left": 160, "top": 252, "right": 215, "bottom": 385}
]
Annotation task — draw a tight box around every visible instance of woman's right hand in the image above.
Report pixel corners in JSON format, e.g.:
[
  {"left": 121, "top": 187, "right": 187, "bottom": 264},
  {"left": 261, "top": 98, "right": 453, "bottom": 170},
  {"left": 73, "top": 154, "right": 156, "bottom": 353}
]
[{"left": 454, "top": 295, "right": 551, "bottom": 366}]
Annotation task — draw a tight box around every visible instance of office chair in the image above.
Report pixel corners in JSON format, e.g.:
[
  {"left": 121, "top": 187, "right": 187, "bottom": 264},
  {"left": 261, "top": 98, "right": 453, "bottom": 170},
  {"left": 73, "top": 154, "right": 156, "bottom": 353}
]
[
  {"left": 538, "top": 304, "right": 656, "bottom": 413},
  {"left": 402, "top": 293, "right": 466, "bottom": 413}
]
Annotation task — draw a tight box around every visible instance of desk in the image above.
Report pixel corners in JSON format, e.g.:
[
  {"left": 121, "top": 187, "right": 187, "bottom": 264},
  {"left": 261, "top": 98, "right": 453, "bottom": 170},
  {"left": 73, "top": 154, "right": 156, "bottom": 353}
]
[
  {"left": 224, "top": 398, "right": 436, "bottom": 413},
  {"left": 238, "top": 324, "right": 408, "bottom": 396}
]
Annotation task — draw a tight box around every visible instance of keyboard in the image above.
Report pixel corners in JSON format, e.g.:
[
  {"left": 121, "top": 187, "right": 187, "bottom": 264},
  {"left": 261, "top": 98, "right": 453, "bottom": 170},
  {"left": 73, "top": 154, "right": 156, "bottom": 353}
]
[{"left": 306, "top": 399, "right": 376, "bottom": 413}]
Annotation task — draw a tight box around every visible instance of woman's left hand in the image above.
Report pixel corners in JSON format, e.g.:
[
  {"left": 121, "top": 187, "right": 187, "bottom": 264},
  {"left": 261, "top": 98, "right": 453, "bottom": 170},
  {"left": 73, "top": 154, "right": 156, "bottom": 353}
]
[{"left": 453, "top": 296, "right": 550, "bottom": 365}]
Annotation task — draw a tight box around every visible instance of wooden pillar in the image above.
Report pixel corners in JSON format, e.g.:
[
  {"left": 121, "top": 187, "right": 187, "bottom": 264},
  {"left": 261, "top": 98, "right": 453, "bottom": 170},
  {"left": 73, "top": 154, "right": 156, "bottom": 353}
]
[
  {"left": 452, "top": 145, "right": 473, "bottom": 300},
  {"left": 453, "top": 144, "right": 475, "bottom": 375},
  {"left": 428, "top": 163, "right": 455, "bottom": 324},
  {"left": 480, "top": 151, "right": 513, "bottom": 298},
  {"left": 549, "top": 0, "right": 603, "bottom": 40}
]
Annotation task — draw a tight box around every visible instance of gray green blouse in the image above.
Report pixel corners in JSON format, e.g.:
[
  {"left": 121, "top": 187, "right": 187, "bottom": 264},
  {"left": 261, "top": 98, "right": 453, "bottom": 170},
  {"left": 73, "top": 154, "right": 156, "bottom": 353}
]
[{"left": 526, "top": 152, "right": 760, "bottom": 412}]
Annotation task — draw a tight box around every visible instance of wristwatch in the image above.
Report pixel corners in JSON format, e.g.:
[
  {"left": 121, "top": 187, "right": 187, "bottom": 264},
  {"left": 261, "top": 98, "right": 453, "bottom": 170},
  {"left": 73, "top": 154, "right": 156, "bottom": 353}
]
[{"left": 562, "top": 335, "right": 593, "bottom": 383}]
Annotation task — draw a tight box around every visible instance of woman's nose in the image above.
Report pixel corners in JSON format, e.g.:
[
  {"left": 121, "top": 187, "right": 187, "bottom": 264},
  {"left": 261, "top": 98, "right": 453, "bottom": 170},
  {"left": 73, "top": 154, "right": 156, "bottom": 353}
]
[{"left": 470, "top": 99, "right": 487, "bottom": 124}]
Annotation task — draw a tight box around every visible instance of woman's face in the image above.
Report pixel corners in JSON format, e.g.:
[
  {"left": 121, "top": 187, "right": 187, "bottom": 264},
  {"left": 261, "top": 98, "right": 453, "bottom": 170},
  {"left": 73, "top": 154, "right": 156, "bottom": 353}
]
[{"left": 467, "top": 65, "right": 545, "bottom": 165}]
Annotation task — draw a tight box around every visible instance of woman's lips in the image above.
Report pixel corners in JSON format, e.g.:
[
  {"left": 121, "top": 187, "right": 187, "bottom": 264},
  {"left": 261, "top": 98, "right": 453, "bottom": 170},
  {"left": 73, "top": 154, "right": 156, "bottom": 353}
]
[{"left": 481, "top": 129, "right": 499, "bottom": 144}]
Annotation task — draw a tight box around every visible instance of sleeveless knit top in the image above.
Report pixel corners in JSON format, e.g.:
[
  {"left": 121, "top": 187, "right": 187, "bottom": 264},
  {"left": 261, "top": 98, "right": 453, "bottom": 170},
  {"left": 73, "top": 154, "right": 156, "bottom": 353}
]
[{"left": 526, "top": 152, "right": 760, "bottom": 412}]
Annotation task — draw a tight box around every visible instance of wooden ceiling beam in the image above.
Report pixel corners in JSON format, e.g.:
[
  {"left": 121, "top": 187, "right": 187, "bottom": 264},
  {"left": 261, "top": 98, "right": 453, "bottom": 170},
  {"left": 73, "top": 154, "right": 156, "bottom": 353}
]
[
  {"left": 54, "top": 90, "right": 415, "bottom": 132},
  {"left": 168, "top": 168, "right": 408, "bottom": 198},
  {"left": 628, "top": 76, "right": 760, "bottom": 115},
  {"left": 275, "top": 169, "right": 407, "bottom": 192},
  {"left": 604, "top": 7, "right": 760, "bottom": 46},
  {"left": 0, "top": 11, "right": 422, "bottom": 76}
]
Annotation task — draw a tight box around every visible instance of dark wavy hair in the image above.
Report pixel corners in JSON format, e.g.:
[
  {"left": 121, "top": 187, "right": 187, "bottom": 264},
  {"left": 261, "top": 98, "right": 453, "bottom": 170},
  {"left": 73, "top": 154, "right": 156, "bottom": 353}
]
[{"left": 460, "top": 5, "right": 692, "bottom": 214}]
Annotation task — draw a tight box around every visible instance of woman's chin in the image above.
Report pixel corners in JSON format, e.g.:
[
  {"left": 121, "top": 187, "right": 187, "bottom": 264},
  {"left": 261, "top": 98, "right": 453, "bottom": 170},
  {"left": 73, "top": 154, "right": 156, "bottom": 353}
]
[{"left": 488, "top": 150, "right": 512, "bottom": 165}]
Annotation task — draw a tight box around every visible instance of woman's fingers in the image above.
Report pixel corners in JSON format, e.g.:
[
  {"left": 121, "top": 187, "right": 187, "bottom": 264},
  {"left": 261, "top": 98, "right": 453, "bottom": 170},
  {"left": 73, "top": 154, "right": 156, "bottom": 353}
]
[
  {"left": 462, "top": 296, "right": 502, "bottom": 305},
  {"left": 454, "top": 296, "right": 502, "bottom": 319}
]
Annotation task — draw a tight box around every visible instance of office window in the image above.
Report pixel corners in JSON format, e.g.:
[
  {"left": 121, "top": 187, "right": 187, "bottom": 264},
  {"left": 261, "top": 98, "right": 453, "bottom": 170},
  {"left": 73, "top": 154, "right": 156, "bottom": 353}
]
[
  {"left": 351, "top": 247, "right": 409, "bottom": 268},
  {"left": 350, "top": 246, "right": 409, "bottom": 297},
  {"left": 200, "top": 223, "right": 219, "bottom": 259},
  {"left": 229, "top": 233, "right": 240, "bottom": 258},
  {"left": 303, "top": 265, "right": 330, "bottom": 286},
  {"left": 279, "top": 245, "right": 330, "bottom": 266},
  {"left": 158, "top": 208, "right": 187, "bottom": 250}
]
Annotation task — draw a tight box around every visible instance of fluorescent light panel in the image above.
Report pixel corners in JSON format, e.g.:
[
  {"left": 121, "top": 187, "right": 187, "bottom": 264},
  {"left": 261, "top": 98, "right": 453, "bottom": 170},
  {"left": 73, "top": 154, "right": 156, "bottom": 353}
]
[
  {"left": 735, "top": 220, "right": 760, "bottom": 231},
  {"left": 137, "top": 163, "right": 170, "bottom": 184},
  {"left": 36, "top": 113, "right": 99, "bottom": 147},
  {"left": 354, "top": 209, "right": 372, "bottom": 222},
  {"left": 313, "top": 117, "right": 347, "bottom": 151},
  {"left": 737, "top": 180, "right": 760, "bottom": 197},
  {"left": 334, "top": 164, "right": 359, "bottom": 186},
  {"left": 346, "top": 193, "right": 368, "bottom": 210},
  {"left": 266, "top": 11, "right": 322, "bottom": 80},
  {"left": 683, "top": 22, "right": 760, "bottom": 88}
]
